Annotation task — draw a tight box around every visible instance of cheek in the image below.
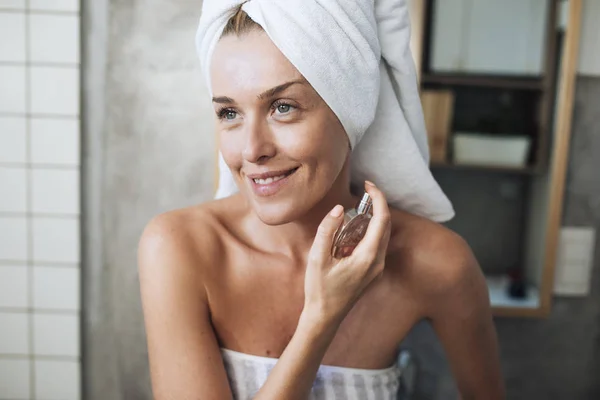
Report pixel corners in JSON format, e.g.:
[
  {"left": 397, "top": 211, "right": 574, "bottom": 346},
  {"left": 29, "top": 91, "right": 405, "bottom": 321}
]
[
  {"left": 279, "top": 118, "right": 348, "bottom": 171},
  {"left": 218, "top": 131, "right": 244, "bottom": 169}
]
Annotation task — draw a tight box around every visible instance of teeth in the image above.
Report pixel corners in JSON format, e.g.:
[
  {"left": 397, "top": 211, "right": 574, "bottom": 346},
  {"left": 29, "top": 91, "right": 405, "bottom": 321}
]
[{"left": 253, "top": 173, "right": 288, "bottom": 185}]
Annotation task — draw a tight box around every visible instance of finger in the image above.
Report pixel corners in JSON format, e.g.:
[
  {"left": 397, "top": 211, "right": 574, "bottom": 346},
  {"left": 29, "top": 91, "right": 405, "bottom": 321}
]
[
  {"left": 353, "top": 181, "right": 391, "bottom": 258},
  {"left": 309, "top": 204, "right": 345, "bottom": 262}
]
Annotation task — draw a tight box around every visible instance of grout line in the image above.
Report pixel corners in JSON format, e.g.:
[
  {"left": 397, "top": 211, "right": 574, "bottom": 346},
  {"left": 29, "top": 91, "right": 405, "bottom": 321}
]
[
  {"left": 0, "top": 307, "right": 80, "bottom": 315},
  {"left": 34, "top": 355, "right": 82, "bottom": 362},
  {"left": 0, "top": 162, "right": 80, "bottom": 169},
  {"left": 0, "top": 212, "right": 80, "bottom": 219},
  {"left": 0, "top": 353, "right": 30, "bottom": 358},
  {"left": 0, "top": 112, "right": 79, "bottom": 119},
  {"left": 24, "top": 2, "right": 37, "bottom": 396},
  {"left": 28, "top": 263, "right": 80, "bottom": 269},
  {"left": 0, "top": 260, "right": 27, "bottom": 266},
  {"left": 0, "top": 8, "right": 25, "bottom": 13},
  {"left": 0, "top": 260, "right": 79, "bottom": 268},
  {"left": 0, "top": 8, "right": 79, "bottom": 16},
  {"left": 0, "top": 354, "right": 29, "bottom": 360},
  {"left": 0, "top": 354, "right": 81, "bottom": 361},
  {"left": 0, "top": 61, "right": 80, "bottom": 68},
  {"left": 29, "top": 10, "right": 80, "bottom": 16}
]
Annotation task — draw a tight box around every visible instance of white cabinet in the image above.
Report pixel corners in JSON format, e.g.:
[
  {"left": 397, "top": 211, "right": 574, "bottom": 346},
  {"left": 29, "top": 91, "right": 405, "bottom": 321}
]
[
  {"left": 578, "top": 0, "right": 600, "bottom": 76},
  {"left": 431, "top": 0, "right": 549, "bottom": 75},
  {"left": 429, "top": 0, "right": 467, "bottom": 72}
]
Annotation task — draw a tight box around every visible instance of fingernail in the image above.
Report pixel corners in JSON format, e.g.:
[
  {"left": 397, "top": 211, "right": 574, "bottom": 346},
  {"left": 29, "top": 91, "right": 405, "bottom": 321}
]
[
  {"left": 365, "top": 180, "right": 376, "bottom": 187},
  {"left": 330, "top": 205, "right": 344, "bottom": 217}
]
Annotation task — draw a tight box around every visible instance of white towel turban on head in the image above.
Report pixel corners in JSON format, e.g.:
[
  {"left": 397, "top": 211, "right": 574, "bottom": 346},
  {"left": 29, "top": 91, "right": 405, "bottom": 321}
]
[{"left": 196, "top": 0, "right": 455, "bottom": 222}]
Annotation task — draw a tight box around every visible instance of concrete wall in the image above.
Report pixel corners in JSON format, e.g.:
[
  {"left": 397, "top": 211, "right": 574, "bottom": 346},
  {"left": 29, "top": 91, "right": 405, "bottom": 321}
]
[{"left": 82, "top": 1, "right": 214, "bottom": 398}]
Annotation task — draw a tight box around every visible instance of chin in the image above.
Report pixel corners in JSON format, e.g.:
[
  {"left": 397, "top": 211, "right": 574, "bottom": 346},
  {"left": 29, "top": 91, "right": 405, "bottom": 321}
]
[{"left": 249, "top": 194, "right": 312, "bottom": 225}]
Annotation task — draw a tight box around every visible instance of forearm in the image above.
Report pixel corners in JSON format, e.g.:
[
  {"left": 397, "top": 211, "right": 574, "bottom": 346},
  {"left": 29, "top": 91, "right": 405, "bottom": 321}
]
[{"left": 254, "top": 311, "right": 340, "bottom": 400}]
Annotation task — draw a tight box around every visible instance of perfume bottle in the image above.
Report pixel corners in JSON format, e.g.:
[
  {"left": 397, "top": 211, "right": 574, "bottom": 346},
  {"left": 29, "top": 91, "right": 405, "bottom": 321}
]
[{"left": 331, "top": 192, "right": 373, "bottom": 258}]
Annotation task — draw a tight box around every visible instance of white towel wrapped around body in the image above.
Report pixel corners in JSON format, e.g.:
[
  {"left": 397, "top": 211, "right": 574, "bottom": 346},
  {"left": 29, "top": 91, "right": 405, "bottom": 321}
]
[{"left": 197, "top": 0, "right": 455, "bottom": 222}]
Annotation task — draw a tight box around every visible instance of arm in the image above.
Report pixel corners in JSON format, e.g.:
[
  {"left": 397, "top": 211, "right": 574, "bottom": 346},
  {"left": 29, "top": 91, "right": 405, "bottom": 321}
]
[
  {"left": 138, "top": 214, "right": 233, "bottom": 400},
  {"left": 419, "top": 234, "right": 505, "bottom": 399}
]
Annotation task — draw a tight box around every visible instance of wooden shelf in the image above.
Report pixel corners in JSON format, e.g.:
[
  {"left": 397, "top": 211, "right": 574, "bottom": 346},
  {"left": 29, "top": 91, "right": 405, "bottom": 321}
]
[
  {"left": 430, "top": 161, "right": 539, "bottom": 175},
  {"left": 486, "top": 275, "right": 545, "bottom": 318},
  {"left": 413, "top": 0, "right": 583, "bottom": 319},
  {"left": 486, "top": 276, "right": 545, "bottom": 318},
  {"left": 421, "top": 73, "right": 544, "bottom": 91}
]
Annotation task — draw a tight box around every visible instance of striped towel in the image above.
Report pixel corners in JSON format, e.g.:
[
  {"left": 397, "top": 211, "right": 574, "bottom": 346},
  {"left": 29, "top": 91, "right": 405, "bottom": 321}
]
[{"left": 221, "top": 348, "right": 401, "bottom": 399}]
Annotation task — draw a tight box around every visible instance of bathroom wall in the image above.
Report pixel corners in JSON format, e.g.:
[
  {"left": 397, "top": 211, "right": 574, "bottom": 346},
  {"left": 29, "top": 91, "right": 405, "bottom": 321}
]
[
  {"left": 82, "top": 0, "right": 214, "bottom": 398},
  {"left": 0, "top": 0, "right": 81, "bottom": 399}
]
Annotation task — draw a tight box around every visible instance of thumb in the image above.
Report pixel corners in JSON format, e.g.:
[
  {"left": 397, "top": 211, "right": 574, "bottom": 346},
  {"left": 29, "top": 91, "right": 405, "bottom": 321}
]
[{"left": 310, "top": 205, "right": 345, "bottom": 261}]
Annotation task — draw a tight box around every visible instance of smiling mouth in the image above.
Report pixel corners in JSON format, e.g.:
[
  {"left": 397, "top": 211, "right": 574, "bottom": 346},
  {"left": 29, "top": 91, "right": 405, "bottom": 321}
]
[{"left": 251, "top": 167, "right": 299, "bottom": 185}]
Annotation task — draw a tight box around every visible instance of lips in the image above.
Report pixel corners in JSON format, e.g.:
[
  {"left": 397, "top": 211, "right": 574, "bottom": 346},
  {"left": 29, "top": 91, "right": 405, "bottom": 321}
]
[
  {"left": 251, "top": 168, "right": 297, "bottom": 185},
  {"left": 247, "top": 167, "right": 299, "bottom": 197}
]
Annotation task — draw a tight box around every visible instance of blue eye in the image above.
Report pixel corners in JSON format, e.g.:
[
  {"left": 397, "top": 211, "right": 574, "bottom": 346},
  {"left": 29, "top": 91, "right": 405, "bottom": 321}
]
[
  {"left": 277, "top": 104, "right": 291, "bottom": 114},
  {"left": 273, "top": 102, "right": 296, "bottom": 115},
  {"left": 218, "top": 108, "right": 238, "bottom": 120}
]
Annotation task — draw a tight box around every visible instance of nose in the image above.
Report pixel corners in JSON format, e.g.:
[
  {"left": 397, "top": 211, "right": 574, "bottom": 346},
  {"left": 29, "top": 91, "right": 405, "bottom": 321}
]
[{"left": 242, "top": 116, "right": 276, "bottom": 164}]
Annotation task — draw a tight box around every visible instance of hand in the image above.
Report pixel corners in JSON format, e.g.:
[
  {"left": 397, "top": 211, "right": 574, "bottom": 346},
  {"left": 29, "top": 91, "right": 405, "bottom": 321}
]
[{"left": 303, "top": 182, "right": 392, "bottom": 327}]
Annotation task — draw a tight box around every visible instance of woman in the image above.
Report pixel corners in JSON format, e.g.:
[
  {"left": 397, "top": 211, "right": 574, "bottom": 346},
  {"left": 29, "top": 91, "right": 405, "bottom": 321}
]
[{"left": 138, "top": 1, "right": 505, "bottom": 398}]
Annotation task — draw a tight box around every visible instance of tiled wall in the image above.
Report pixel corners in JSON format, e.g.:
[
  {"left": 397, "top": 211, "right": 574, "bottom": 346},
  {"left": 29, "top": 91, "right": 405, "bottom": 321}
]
[{"left": 0, "top": 0, "right": 80, "bottom": 399}]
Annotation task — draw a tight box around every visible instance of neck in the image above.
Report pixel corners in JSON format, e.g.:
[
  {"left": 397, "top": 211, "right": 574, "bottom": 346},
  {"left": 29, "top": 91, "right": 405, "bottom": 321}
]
[{"left": 246, "top": 169, "right": 358, "bottom": 263}]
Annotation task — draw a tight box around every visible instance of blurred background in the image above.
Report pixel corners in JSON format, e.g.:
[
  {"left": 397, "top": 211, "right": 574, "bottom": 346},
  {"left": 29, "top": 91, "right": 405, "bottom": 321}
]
[{"left": 0, "top": 0, "right": 598, "bottom": 399}]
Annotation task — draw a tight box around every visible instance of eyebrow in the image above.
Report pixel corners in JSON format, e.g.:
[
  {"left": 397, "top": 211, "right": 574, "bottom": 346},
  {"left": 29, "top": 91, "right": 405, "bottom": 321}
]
[{"left": 212, "top": 79, "right": 307, "bottom": 104}]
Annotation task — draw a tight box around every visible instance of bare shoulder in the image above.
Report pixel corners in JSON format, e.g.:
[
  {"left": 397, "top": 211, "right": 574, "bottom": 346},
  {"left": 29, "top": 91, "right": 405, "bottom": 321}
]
[
  {"left": 386, "top": 208, "right": 485, "bottom": 312},
  {"left": 138, "top": 204, "right": 218, "bottom": 270},
  {"left": 137, "top": 195, "right": 246, "bottom": 279}
]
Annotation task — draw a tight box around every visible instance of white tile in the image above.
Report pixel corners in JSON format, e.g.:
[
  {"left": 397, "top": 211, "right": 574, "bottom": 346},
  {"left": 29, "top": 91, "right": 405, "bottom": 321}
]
[
  {"left": 0, "top": 117, "right": 26, "bottom": 163},
  {"left": 33, "top": 267, "right": 79, "bottom": 310},
  {"left": 0, "top": 0, "right": 25, "bottom": 9},
  {"left": 31, "top": 118, "right": 79, "bottom": 165},
  {"left": 29, "top": 14, "right": 79, "bottom": 64},
  {"left": 554, "top": 227, "right": 596, "bottom": 297},
  {"left": 0, "top": 359, "right": 30, "bottom": 399},
  {"left": 0, "top": 65, "right": 26, "bottom": 113},
  {"left": 0, "top": 266, "right": 28, "bottom": 307},
  {"left": 0, "top": 217, "right": 27, "bottom": 261},
  {"left": 30, "top": 67, "right": 79, "bottom": 116},
  {"left": 32, "top": 169, "right": 79, "bottom": 214},
  {"left": 0, "top": 12, "right": 25, "bottom": 62},
  {"left": 35, "top": 360, "right": 80, "bottom": 400},
  {"left": 562, "top": 226, "right": 597, "bottom": 246},
  {"left": 32, "top": 218, "right": 79, "bottom": 263},
  {"left": 29, "top": 0, "right": 79, "bottom": 12},
  {"left": 0, "top": 312, "right": 29, "bottom": 355},
  {"left": 33, "top": 313, "right": 79, "bottom": 356},
  {"left": 0, "top": 167, "right": 27, "bottom": 212}
]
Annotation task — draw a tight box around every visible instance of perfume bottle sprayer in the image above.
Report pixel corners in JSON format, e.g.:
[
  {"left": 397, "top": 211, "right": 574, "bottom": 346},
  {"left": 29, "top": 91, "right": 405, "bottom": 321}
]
[{"left": 331, "top": 192, "right": 373, "bottom": 258}]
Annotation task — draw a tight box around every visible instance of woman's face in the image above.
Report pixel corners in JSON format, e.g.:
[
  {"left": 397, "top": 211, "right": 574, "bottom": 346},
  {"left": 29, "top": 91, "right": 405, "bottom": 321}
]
[{"left": 211, "top": 30, "right": 350, "bottom": 225}]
